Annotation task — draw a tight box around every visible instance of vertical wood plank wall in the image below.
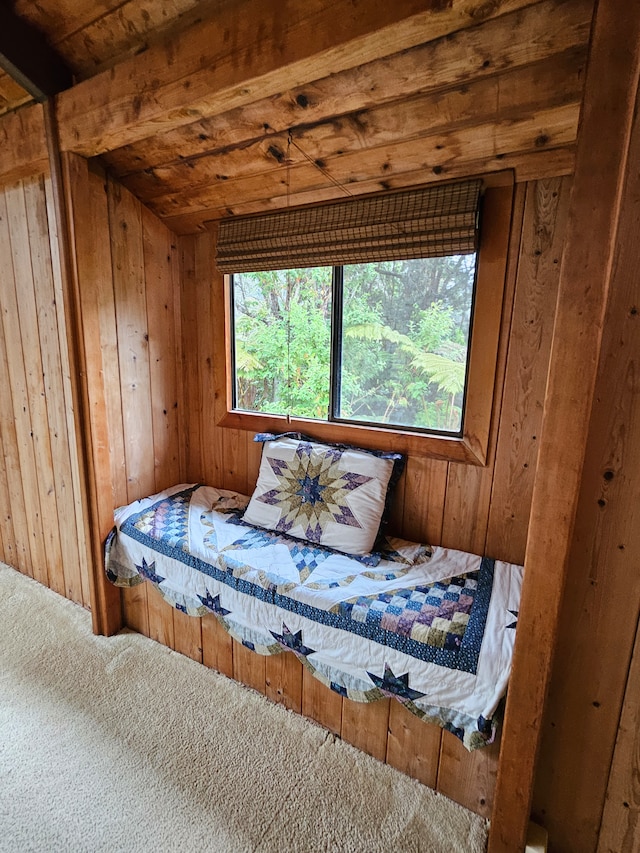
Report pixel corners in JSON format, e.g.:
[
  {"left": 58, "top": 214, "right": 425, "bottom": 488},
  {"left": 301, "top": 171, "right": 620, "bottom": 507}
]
[
  {"left": 63, "top": 157, "right": 185, "bottom": 642},
  {"left": 171, "top": 175, "right": 572, "bottom": 817},
  {"left": 533, "top": 73, "right": 640, "bottom": 852},
  {"left": 0, "top": 171, "right": 90, "bottom": 606}
]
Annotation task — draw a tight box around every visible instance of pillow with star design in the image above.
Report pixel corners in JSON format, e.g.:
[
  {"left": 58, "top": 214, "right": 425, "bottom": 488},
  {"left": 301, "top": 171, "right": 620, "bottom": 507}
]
[{"left": 242, "top": 434, "right": 405, "bottom": 556}]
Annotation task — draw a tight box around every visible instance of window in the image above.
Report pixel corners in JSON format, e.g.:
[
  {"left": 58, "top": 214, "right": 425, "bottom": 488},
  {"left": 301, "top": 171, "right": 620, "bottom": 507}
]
[
  {"left": 216, "top": 182, "right": 512, "bottom": 465},
  {"left": 231, "top": 254, "right": 476, "bottom": 436}
]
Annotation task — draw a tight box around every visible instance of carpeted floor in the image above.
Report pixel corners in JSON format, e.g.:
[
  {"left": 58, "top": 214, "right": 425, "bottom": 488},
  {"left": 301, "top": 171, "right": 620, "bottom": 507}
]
[{"left": 0, "top": 563, "right": 488, "bottom": 852}]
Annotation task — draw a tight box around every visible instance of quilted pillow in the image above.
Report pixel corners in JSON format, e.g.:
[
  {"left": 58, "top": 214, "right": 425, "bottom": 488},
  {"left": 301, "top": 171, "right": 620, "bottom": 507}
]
[{"left": 242, "top": 435, "right": 404, "bottom": 556}]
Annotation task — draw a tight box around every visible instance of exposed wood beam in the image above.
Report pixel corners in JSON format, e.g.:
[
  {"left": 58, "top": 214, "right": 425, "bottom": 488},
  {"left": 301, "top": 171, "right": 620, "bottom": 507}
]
[
  {"left": 103, "top": 0, "right": 592, "bottom": 178},
  {"left": 121, "top": 50, "right": 585, "bottom": 206},
  {"left": 488, "top": 0, "right": 640, "bottom": 850},
  {"left": 161, "top": 148, "right": 576, "bottom": 234},
  {"left": 0, "top": 2, "right": 72, "bottom": 101},
  {"left": 147, "top": 101, "right": 579, "bottom": 220},
  {"left": 56, "top": 0, "right": 537, "bottom": 157}
]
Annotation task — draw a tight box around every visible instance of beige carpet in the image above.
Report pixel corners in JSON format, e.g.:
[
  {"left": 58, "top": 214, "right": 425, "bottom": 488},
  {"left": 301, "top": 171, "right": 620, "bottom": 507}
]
[{"left": 0, "top": 563, "right": 488, "bottom": 853}]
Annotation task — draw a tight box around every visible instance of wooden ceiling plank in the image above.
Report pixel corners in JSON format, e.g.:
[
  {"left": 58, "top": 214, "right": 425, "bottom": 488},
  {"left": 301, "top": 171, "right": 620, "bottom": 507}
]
[
  {"left": 0, "top": 70, "right": 33, "bottom": 118},
  {"left": 161, "top": 147, "right": 576, "bottom": 233},
  {"left": 121, "top": 48, "right": 586, "bottom": 204},
  {"left": 12, "top": 0, "right": 125, "bottom": 47},
  {"left": 146, "top": 102, "right": 580, "bottom": 220},
  {"left": 56, "top": 0, "right": 540, "bottom": 156},
  {"left": 56, "top": 0, "right": 223, "bottom": 79},
  {"left": 0, "top": 3, "right": 72, "bottom": 101},
  {"left": 103, "top": 0, "right": 593, "bottom": 177}
]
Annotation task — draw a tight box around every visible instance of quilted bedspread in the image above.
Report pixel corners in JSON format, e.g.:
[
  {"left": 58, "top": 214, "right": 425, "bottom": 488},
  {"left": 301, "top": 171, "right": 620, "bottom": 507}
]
[{"left": 105, "top": 484, "right": 523, "bottom": 750}]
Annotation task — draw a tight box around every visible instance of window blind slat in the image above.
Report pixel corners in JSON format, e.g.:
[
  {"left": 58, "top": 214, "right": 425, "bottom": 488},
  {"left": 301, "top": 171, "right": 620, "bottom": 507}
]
[{"left": 216, "top": 179, "right": 482, "bottom": 273}]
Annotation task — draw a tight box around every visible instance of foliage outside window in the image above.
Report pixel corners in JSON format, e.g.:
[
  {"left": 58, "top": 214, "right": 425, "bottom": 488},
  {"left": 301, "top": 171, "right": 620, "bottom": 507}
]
[
  {"left": 231, "top": 254, "right": 476, "bottom": 436},
  {"left": 218, "top": 185, "right": 512, "bottom": 465}
]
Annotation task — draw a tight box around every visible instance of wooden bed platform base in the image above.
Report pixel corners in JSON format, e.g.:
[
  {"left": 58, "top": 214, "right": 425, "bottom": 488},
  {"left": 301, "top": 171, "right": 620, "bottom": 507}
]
[{"left": 122, "top": 583, "right": 500, "bottom": 819}]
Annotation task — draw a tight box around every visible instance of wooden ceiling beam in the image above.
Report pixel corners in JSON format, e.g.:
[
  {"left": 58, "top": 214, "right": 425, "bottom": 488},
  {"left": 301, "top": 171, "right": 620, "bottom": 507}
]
[
  {"left": 102, "top": 0, "right": 592, "bottom": 178},
  {"left": 145, "top": 101, "right": 580, "bottom": 222},
  {"left": 0, "top": 2, "right": 72, "bottom": 101},
  {"left": 56, "top": 0, "right": 538, "bottom": 157},
  {"left": 120, "top": 49, "right": 586, "bottom": 205},
  {"left": 162, "top": 147, "right": 576, "bottom": 234}
]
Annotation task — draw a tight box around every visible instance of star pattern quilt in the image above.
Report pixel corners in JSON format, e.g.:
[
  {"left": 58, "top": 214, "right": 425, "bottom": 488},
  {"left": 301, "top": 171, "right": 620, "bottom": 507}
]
[{"left": 105, "top": 484, "right": 523, "bottom": 750}]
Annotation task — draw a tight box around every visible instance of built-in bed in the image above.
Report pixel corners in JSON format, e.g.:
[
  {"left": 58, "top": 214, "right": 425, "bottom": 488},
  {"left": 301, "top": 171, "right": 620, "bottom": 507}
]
[{"left": 105, "top": 435, "right": 523, "bottom": 752}]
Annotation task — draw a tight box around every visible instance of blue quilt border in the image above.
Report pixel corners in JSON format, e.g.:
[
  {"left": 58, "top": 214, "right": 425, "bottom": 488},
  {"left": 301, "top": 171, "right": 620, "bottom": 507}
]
[{"left": 118, "top": 487, "right": 494, "bottom": 675}]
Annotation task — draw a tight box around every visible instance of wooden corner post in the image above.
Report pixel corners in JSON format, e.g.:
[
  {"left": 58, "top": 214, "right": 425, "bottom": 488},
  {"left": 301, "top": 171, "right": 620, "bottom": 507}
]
[{"left": 488, "top": 1, "right": 640, "bottom": 850}]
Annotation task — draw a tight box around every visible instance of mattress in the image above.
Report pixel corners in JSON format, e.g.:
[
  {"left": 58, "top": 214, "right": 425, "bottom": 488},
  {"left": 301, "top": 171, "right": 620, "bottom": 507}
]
[{"left": 105, "top": 483, "right": 523, "bottom": 750}]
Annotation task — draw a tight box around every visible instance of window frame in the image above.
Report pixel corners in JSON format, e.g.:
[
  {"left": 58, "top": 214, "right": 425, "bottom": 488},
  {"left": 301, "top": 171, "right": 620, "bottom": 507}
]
[{"left": 216, "top": 184, "right": 513, "bottom": 466}]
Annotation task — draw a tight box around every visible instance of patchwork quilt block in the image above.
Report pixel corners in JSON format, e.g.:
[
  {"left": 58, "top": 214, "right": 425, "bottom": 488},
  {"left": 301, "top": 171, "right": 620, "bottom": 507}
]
[{"left": 105, "top": 483, "right": 523, "bottom": 750}]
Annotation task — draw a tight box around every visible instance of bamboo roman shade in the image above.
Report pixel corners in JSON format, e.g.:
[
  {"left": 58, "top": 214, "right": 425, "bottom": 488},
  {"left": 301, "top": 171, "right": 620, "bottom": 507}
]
[{"left": 216, "top": 179, "right": 482, "bottom": 273}]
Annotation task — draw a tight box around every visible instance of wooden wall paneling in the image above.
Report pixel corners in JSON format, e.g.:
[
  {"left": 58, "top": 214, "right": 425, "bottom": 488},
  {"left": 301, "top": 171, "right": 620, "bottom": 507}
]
[
  {"left": 301, "top": 668, "right": 343, "bottom": 736},
  {"left": 5, "top": 180, "right": 65, "bottom": 593},
  {"left": 490, "top": 1, "right": 640, "bottom": 849},
  {"left": 265, "top": 653, "right": 303, "bottom": 713},
  {"left": 5, "top": 181, "right": 68, "bottom": 595},
  {"left": 207, "top": 223, "right": 249, "bottom": 495},
  {"left": 0, "top": 198, "right": 20, "bottom": 566},
  {"left": 233, "top": 640, "right": 266, "bottom": 694},
  {"left": 399, "top": 457, "right": 448, "bottom": 546},
  {"left": 533, "top": 74, "right": 640, "bottom": 852},
  {"left": 341, "top": 697, "right": 391, "bottom": 763},
  {"left": 108, "top": 177, "right": 156, "bottom": 501},
  {"left": 440, "top": 184, "right": 521, "bottom": 558},
  {"left": 178, "top": 235, "right": 201, "bottom": 483},
  {"left": 435, "top": 183, "right": 524, "bottom": 815},
  {"left": 108, "top": 176, "right": 154, "bottom": 636},
  {"left": 486, "top": 177, "right": 571, "bottom": 565},
  {"left": 172, "top": 610, "right": 203, "bottom": 663},
  {"left": 0, "top": 209, "right": 28, "bottom": 574},
  {"left": 0, "top": 186, "right": 49, "bottom": 585},
  {"left": 201, "top": 614, "right": 234, "bottom": 678},
  {"left": 171, "top": 227, "right": 185, "bottom": 483},
  {"left": 194, "top": 233, "right": 224, "bottom": 488},
  {"left": 245, "top": 431, "right": 263, "bottom": 493},
  {"left": 145, "top": 582, "right": 174, "bottom": 650},
  {"left": 62, "top": 153, "right": 124, "bottom": 631},
  {"left": 23, "top": 176, "right": 86, "bottom": 603},
  {"left": 0, "top": 421, "right": 16, "bottom": 567},
  {"left": 42, "top": 162, "right": 92, "bottom": 609},
  {"left": 597, "top": 619, "right": 640, "bottom": 853},
  {"left": 201, "top": 230, "right": 224, "bottom": 488},
  {"left": 385, "top": 702, "right": 442, "bottom": 789},
  {"left": 221, "top": 428, "right": 249, "bottom": 495},
  {"left": 438, "top": 735, "right": 501, "bottom": 819},
  {"left": 385, "top": 467, "right": 406, "bottom": 535},
  {"left": 141, "top": 205, "right": 181, "bottom": 491},
  {"left": 145, "top": 584, "right": 175, "bottom": 650}
]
